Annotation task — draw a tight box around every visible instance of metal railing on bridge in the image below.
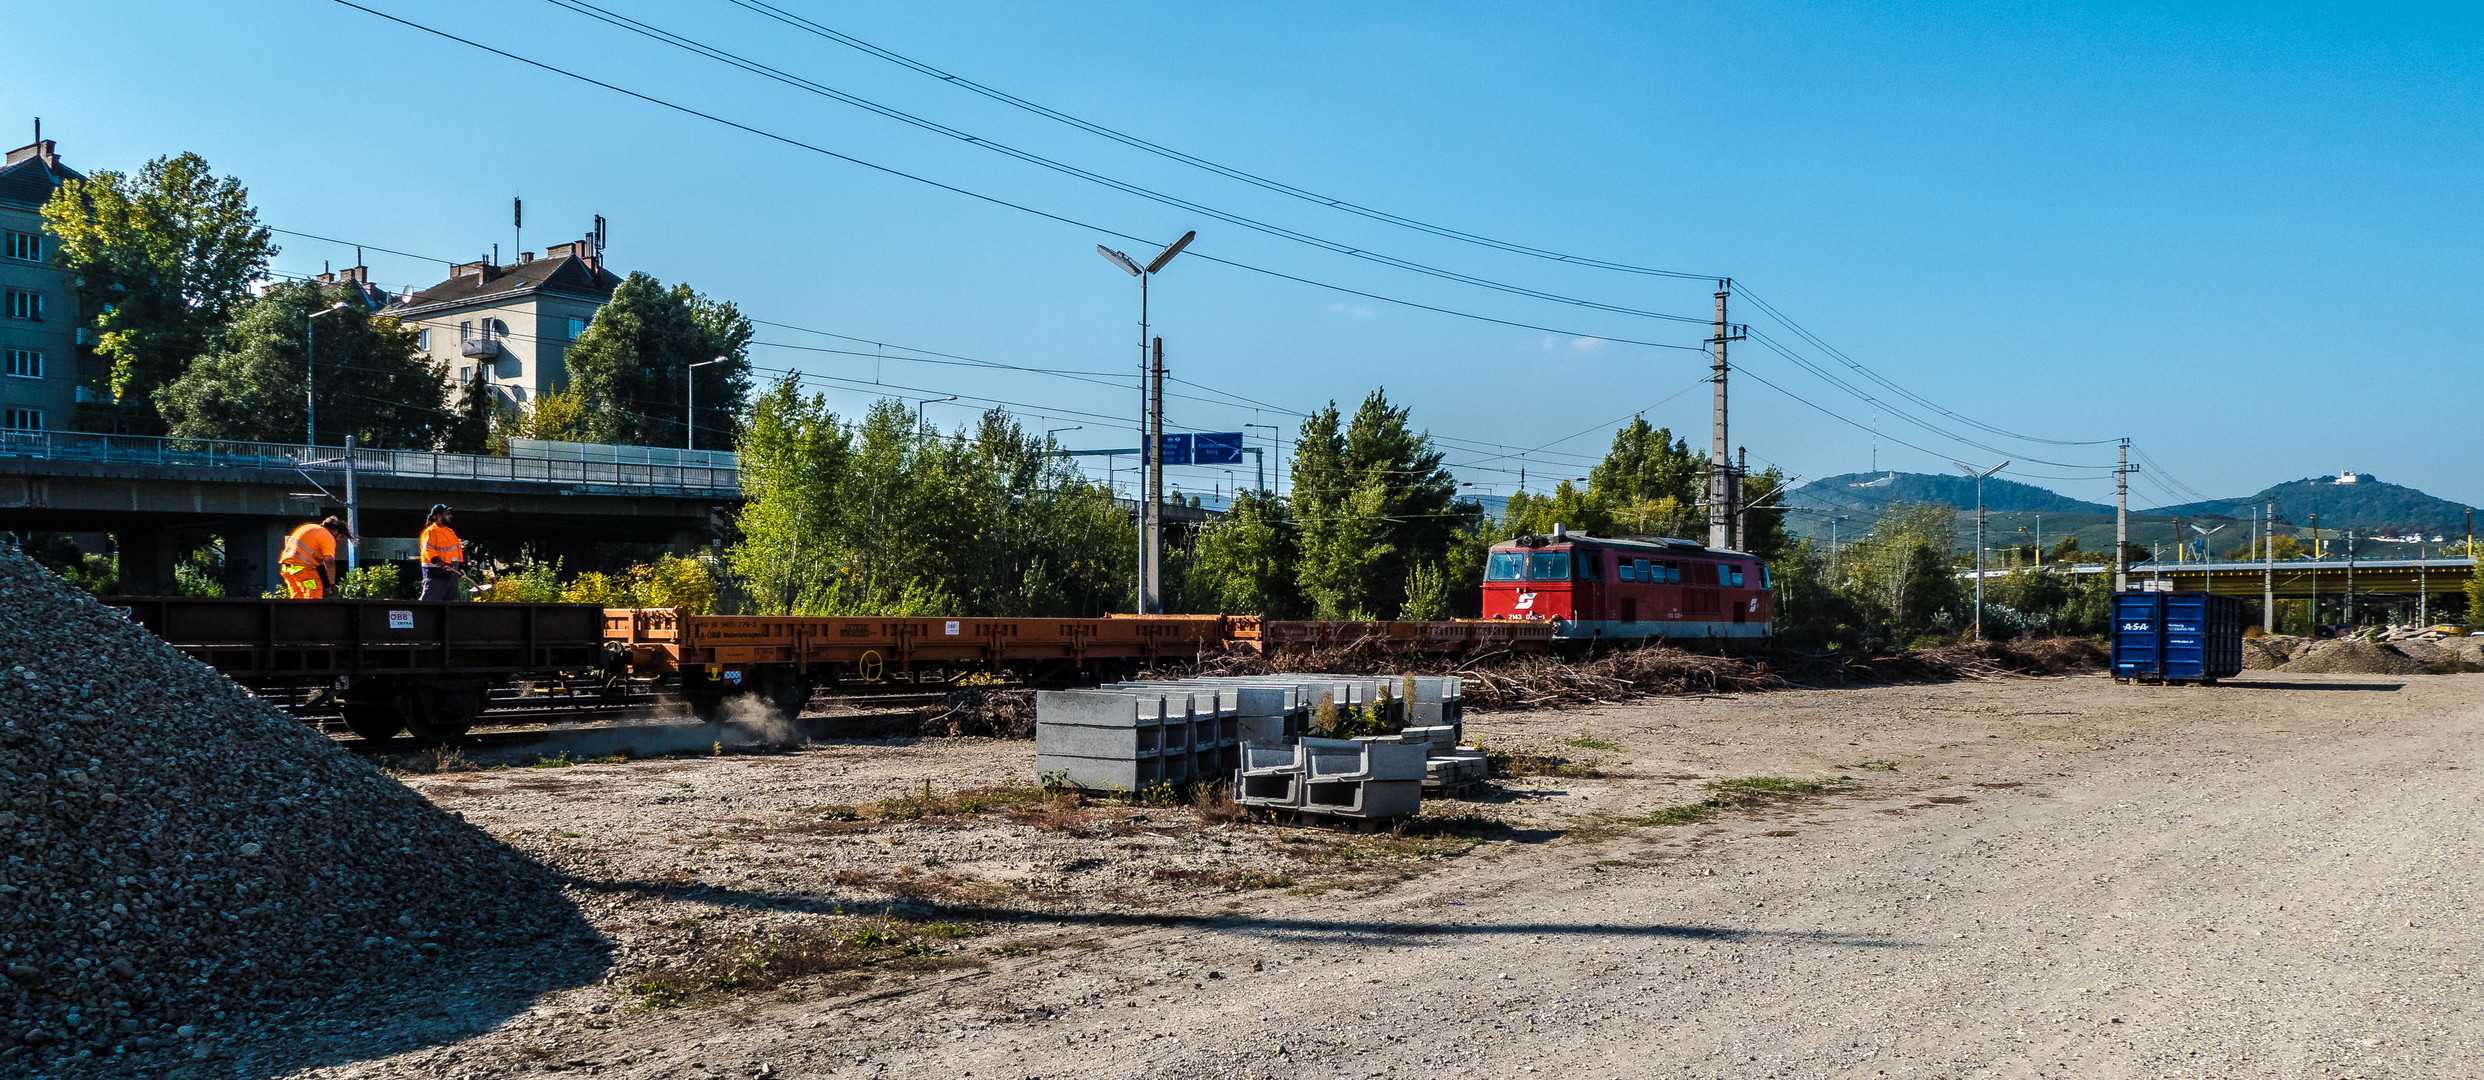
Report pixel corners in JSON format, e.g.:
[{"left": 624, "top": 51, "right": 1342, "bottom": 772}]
[{"left": 0, "top": 430, "right": 740, "bottom": 497}]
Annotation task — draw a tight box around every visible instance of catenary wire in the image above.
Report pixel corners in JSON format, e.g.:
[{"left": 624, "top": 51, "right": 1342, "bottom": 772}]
[
  {"left": 532, "top": 0, "right": 1713, "bottom": 327},
  {"left": 721, "top": 0, "right": 1722, "bottom": 283},
  {"left": 326, "top": 0, "right": 1711, "bottom": 358}
]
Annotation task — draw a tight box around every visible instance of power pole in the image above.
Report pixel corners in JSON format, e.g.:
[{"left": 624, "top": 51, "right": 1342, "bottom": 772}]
[
  {"left": 2262, "top": 499, "right": 2275, "bottom": 633},
  {"left": 2308, "top": 510, "right": 2319, "bottom": 629},
  {"left": 1706, "top": 280, "right": 1744, "bottom": 550},
  {"left": 1143, "top": 336, "right": 1166, "bottom": 614},
  {"left": 2114, "top": 439, "right": 2130, "bottom": 592},
  {"left": 2344, "top": 528, "right": 2356, "bottom": 628}
]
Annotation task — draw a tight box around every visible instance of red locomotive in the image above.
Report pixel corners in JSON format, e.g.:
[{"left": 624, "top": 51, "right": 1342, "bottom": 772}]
[{"left": 1481, "top": 525, "right": 1772, "bottom": 642}]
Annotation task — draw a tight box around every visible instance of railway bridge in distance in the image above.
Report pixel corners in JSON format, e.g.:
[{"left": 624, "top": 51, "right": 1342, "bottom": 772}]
[
  {"left": 0, "top": 432, "right": 739, "bottom": 596},
  {"left": 1978, "top": 556, "right": 2478, "bottom": 623}
]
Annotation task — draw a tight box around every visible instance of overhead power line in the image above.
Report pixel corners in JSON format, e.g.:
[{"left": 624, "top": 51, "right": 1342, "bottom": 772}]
[
  {"left": 722, "top": 0, "right": 1720, "bottom": 283},
  {"left": 532, "top": 0, "right": 1711, "bottom": 327},
  {"left": 327, "top": 0, "right": 1708, "bottom": 357}
]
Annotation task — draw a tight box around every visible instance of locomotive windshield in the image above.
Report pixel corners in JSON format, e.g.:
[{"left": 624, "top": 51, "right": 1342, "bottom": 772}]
[{"left": 1486, "top": 551, "right": 1573, "bottom": 581}]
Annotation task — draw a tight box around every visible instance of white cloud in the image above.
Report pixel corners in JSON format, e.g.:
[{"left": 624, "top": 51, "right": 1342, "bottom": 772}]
[
  {"left": 1329, "top": 302, "right": 1374, "bottom": 318},
  {"left": 1569, "top": 336, "right": 1609, "bottom": 353}
]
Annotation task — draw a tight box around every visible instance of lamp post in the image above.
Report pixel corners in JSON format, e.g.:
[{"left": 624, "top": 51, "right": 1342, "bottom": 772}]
[
  {"left": 1245, "top": 422, "right": 1282, "bottom": 493},
  {"left": 917, "top": 395, "right": 958, "bottom": 436},
  {"left": 1953, "top": 460, "right": 2009, "bottom": 640},
  {"left": 304, "top": 301, "right": 349, "bottom": 446},
  {"left": 1098, "top": 229, "right": 1196, "bottom": 614},
  {"left": 686, "top": 356, "right": 727, "bottom": 450}
]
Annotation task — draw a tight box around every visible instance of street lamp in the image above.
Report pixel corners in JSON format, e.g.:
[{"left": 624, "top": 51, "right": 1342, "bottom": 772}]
[
  {"left": 1044, "top": 425, "right": 1082, "bottom": 445},
  {"left": 917, "top": 395, "right": 958, "bottom": 435},
  {"left": 305, "top": 301, "right": 349, "bottom": 446},
  {"left": 686, "top": 356, "right": 727, "bottom": 450},
  {"left": 1098, "top": 229, "right": 1196, "bottom": 614},
  {"left": 1953, "top": 460, "right": 2009, "bottom": 640}
]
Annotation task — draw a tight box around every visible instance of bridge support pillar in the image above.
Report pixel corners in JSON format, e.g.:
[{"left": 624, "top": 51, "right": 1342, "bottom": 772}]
[
  {"left": 112, "top": 528, "right": 180, "bottom": 597},
  {"left": 221, "top": 520, "right": 290, "bottom": 598}
]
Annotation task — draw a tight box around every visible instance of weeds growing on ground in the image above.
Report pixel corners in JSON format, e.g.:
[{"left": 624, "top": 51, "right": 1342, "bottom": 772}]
[
  {"left": 629, "top": 916, "right": 984, "bottom": 1007},
  {"left": 1565, "top": 736, "right": 1620, "bottom": 751},
  {"left": 1624, "top": 776, "right": 1843, "bottom": 828},
  {"left": 1479, "top": 745, "right": 1605, "bottom": 779}
]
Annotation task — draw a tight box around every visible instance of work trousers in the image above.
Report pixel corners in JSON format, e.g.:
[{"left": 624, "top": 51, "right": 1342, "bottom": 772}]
[{"left": 419, "top": 565, "right": 461, "bottom": 602}]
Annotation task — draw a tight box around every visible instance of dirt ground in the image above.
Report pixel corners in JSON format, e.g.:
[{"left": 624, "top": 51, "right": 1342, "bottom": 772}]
[{"left": 264, "top": 669, "right": 2482, "bottom": 1080}]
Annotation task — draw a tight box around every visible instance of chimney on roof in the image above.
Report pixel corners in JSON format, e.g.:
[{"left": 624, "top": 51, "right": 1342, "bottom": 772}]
[
  {"left": 451, "top": 259, "right": 492, "bottom": 283},
  {"left": 516, "top": 251, "right": 534, "bottom": 265},
  {"left": 3, "top": 140, "right": 56, "bottom": 168}
]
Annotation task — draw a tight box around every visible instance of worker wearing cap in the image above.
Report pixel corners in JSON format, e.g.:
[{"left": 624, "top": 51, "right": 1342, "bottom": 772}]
[
  {"left": 418, "top": 504, "right": 465, "bottom": 602},
  {"left": 278, "top": 517, "right": 349, "bottom": 599}
]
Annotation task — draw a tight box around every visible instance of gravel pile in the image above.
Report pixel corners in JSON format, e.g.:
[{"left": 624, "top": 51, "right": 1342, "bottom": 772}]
[
  {"left": 0, "top": 546, "right": 575, "bottom": 1074},
  {"left": 2284, "top": 639, "right": 2429, "bottom": 676}
]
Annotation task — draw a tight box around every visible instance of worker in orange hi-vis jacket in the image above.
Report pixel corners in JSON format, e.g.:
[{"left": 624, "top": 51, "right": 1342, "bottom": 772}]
[
  {"left": 277, "top": 517, "right": 350, "bottom": 599},
  {"left": 417, "top": 504, "right": 465, "bottom": 602}
]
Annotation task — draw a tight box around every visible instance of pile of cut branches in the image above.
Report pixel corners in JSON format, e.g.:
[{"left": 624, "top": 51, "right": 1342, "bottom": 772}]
[{"left": 1156, "top": 634, "right": 2105, "bottom": 712}]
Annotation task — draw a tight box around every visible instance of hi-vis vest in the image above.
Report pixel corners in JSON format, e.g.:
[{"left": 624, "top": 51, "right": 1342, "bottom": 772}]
[{"left": 419, "top": 524, "right": 463, "bottom": 568}]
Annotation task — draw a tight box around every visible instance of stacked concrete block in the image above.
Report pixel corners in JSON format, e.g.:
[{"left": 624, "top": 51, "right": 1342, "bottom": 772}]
[
  {"left": 1234, "top": 736, "right": 1425, "bottom": 819},
  {"left": 1362, "top": 723, "right": 1487, "bottom": 795},
  {"left": 1037, "top": 687, "right": 1239, "bottom": 793},
  {"left": 1034, "top": 689, "right": 1171, "bottom": 793}
]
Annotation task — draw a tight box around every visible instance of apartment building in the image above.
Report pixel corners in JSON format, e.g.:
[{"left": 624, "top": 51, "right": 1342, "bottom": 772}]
[
  {"left": 0, "top": 138, "right": 84, "bottom": 435},
  {"left": 382, "top": 236, "right": 621, "bottom": 406}
]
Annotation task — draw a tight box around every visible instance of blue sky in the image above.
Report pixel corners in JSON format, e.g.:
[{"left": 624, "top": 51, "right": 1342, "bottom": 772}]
[{"left": 7, "top": 1, "right": 2477, "bottom": 510}]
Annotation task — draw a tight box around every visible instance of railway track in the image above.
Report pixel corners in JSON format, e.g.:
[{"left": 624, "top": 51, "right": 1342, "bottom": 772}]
[{"left": 324, "top": 689, "right": 954, "bottom": 756}]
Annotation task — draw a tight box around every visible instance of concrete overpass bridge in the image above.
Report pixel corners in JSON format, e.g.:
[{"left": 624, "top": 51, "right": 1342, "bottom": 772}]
[{"left": 0, "top": 432, "right": 738, "bottom": 595}]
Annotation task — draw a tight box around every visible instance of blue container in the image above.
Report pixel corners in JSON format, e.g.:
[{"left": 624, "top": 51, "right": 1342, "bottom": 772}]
[{"left": 2112, "top": 591, "right": 2245, "bottom": 684}]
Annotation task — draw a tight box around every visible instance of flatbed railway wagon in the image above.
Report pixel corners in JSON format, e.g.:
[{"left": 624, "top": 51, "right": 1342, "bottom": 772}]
[
  {"left": 108, "top": 597, "right": 607, "bottom": 741},
  {"left": 1479, "top": 527, "right": 1773, "bottom": 643},
  {"left": 603, "top": 609, "right": 1236, "bottom": 719}
]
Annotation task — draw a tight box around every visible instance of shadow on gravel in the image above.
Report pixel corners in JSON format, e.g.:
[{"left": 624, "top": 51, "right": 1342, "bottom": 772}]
[
  {"left": 190, "top": 840, "right": 612, "bottom": 1080},
  {"left": 547, "top": 875, "right": 1909, "bottom": 953},
  {"left": 2211, "top": 680, "right": 2406, "bottom": 692}
]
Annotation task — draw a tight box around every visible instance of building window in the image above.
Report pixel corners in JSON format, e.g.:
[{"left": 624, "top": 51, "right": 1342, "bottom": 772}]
[
  {"left": 416, "top": 328, "right": 432, "bottom": 351},
  {"left": 4, "top": 290, "right": 40, "bottom": 321},
  {"left": 459, "top": 321, "right": 473, "bottom": 341},
  {"left": 3, "top": 231, "right": 37, "bottom": 261},
  {"left": 566, "top": 316, "right": 587, "bottom": 339},
  {"left": 487, "top": 318, "right": 508, "bottom": 339},
  {"left": 2, "top": 407, "right": 39, "bottom": 431},
  {"left": 3, "top": 349, "right": 39, "bottom": 379}
]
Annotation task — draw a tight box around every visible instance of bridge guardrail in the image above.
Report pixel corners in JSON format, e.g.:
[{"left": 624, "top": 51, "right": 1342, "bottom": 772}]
[{"left": 0, "top": 430, "right": 740, "bottom": 496}]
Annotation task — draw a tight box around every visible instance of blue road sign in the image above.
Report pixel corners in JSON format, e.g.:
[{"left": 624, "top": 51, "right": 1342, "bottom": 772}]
[
  {"left": 1193, "top": 432, "right": 1244, "bottom": 465},
  {"left": 1157, "top": 433, "right": 1192, "bottom": 466}
]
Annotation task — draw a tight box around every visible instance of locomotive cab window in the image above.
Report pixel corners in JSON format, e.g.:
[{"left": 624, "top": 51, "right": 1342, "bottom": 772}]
[
  {"left": 1527, "top": 552, "right": 1571, "bottom": 581},
  {"left": 1617, "top": 562, "right": 1635, "bottom": 581},
  {"left": 1486, "top": 552, "right": 1528, "bottom": 582},
  {"left": 1730, "top": 565, "right": 1745, "bottom": 587}
]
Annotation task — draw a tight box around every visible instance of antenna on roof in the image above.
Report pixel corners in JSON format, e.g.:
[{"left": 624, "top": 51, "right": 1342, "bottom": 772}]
[
  {"left": 31, "top": 118, "right": 38, "bottom": 144},
  {"left": 593, "top": 214, "right": 607, "bottom": 257}
]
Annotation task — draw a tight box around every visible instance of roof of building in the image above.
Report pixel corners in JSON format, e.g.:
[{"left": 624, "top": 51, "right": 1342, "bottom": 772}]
[
  {"left": 0, "top": 141, "right": 84, "bottom": 211},
  {"left": 385, "top": 247, "right": 621, "bottom": 316}
]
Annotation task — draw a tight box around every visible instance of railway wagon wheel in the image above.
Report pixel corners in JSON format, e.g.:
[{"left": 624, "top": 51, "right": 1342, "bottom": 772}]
[
  {"left": 403, "top": 681, "right": 485, "bottom": 742},
  {"left": 338, "top": 700, "right": 407, "bottom": 741},
  {"left": 760, "top": 670, "right": 813, "bottom": 718}
]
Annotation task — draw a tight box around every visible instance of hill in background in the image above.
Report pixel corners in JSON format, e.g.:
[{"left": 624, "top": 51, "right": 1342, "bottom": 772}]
[
  {"left": 1786, "top": 471, "right": 2114, "bottom": 516},
  {"left": 2152, "top": 474, "right": 2475, "bottom": 537}
]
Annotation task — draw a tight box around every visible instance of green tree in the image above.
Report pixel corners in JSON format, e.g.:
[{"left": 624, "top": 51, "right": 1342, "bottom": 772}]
[
  {"left": 562, "top": 272, "right": 753, "bottom": 448},
  {"left": 1500, "top": 481, "right": 1611, "bottom": 539},
  {"left": 438, "top": 376, "right": 495, "bottom": 455},
  {"left": 486, "top": 387, "right": 591, "bottom": 453},
  {"left": 1585, "top": 418, "right": 1705, "bottom": 502},
  {"left": 42, "top": 153, "right": 274, "bottom": 427},
  {"left": 1180, "top": 490, "right": 1302, "bottom": 616},
  {"left": 1288, "top": 391, "right": 1475, "bottom": 619},
  {"left": 155, "top": 282, "right": 447, "bottom": 448},
  {"left": 726, "top": 377, "right": 1131, "bottom": 617}
]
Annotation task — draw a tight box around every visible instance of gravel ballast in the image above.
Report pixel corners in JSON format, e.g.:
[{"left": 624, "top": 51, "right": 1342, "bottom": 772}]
[{"left": 0, "top": 547, "right": 579, "bottom": 1074}]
